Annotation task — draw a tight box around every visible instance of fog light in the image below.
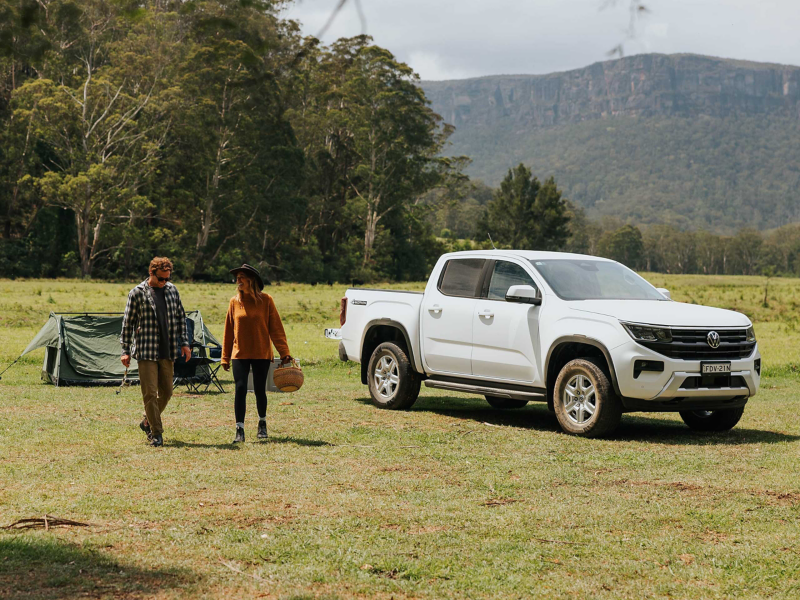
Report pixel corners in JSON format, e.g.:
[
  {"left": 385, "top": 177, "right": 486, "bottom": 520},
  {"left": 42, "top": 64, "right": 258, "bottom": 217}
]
[
  {"left": 634, "top": 360, "right": 665, "bottom": 379},
  {"left": 754, "top": 358, "right": 761, "bottom": 376}
]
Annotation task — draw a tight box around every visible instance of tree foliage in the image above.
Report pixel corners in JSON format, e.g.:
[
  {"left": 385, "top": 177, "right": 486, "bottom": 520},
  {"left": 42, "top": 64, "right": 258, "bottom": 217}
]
[
  {"left": 478, "top": 163, "right": 570, "bottom": 251},
  {"left": 0, "top": 1, "right": 453, "bottom": 282}
]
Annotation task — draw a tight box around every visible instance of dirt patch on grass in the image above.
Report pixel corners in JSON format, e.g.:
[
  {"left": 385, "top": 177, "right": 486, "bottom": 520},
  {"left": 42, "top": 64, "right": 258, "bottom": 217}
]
[
  {"left": 482, "top": 497, "right": 519, "bottom": 507},
  {"left": 698, "top": 528, "right": 731, "bottom": 544},
  {"left": 607, "top": 479, "right": 800, "bottom": 507},
  {"left": 407, "top": 525, "right": 447, "bottom": 535},
  {"left": 666, "top": 482, "right": 704, "bottom": 492},
  {"left": 378, "top": 465, "right": 413, "bottom": 473},
  {"left": 760, "top": 490, "right": 800, "bottom": 505},
  {"left": 608, "top": 479, "right": 712, "bottom": 497}
]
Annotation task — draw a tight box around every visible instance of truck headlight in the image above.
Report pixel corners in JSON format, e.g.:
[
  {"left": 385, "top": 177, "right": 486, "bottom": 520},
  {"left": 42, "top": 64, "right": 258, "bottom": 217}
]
[
  {"left": 746, "top": 326, "right": 756, "bottom": 343},
  {"left": 621, "top": 322, "right": 672, "bottom": 343}
]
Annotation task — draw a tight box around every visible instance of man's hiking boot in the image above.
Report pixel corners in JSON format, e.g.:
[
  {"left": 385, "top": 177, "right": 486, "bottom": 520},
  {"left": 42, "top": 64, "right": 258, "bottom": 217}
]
[
  {"left": 140, "top": 418, "right": 152, "bottom": 440},
  {"left": 257, "top": 420, "right": 267, "bottom": 440},
  {"left": 150, "top": 433, "right": 163, "bottom": 447},
  {"left": 233, "top": 427, "right": 245, "bottom": 444}
]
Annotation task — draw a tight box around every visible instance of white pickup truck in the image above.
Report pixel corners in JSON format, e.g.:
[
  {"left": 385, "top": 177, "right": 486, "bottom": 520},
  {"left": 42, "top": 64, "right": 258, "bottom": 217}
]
[{"left": 326, "top": 250, "right": 761, "bottom": 437}]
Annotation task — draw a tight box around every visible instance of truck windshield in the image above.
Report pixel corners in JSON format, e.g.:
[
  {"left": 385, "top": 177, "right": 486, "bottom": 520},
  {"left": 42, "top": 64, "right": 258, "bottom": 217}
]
[{"left": 530, "top": 259, "right": 666, "bottom": 301}]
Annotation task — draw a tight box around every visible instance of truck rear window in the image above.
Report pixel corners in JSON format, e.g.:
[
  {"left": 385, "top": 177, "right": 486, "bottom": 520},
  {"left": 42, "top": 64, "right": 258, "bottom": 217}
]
[{"left": 439, "top": 259, "right": 486, "bottom": 297}]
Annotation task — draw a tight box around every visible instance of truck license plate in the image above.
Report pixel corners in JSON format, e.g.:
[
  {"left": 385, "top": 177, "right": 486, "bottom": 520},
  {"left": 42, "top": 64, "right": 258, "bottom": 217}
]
[{"left": 701, "top": 362, "right": 731, "bottom": 374}]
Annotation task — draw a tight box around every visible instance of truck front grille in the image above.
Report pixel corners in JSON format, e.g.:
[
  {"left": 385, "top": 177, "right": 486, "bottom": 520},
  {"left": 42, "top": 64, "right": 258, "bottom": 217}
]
[{"left": 641, "top": 329, "right": 755, "bottom": 360}]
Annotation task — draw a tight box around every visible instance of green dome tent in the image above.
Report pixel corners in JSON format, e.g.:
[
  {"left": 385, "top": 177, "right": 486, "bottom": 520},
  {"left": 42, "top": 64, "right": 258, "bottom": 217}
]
[{"left": 21, "top": 311, "right": 219, "bottom": 386}]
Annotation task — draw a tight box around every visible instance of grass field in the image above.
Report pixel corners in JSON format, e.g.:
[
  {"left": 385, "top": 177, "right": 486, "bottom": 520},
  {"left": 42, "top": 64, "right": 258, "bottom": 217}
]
[{"left": 1, "top": 275, "right": 799, "bottom": 599}]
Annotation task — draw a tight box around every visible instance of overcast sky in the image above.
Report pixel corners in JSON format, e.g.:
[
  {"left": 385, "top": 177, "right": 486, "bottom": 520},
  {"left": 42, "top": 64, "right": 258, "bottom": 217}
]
[{"left": 281, "top": 0, "right": 800, "bottom": 81}]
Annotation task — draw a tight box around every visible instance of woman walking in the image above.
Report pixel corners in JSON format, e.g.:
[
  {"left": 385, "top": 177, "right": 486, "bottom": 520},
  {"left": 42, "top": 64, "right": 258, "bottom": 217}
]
[{"left": 222, "top": 264, "right": 292, "bottom": 443}]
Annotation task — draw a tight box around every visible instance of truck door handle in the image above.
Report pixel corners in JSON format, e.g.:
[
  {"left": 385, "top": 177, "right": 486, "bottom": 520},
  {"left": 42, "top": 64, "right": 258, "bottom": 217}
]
[
  {"left": 428, "top": 304, "right": 443, "bottom": 313},
  {"left": 479, "top": 309, "right": 494, "bottom": 318}
]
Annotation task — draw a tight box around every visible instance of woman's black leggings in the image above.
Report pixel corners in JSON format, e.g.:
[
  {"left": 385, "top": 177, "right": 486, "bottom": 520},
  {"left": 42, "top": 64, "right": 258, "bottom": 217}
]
[{"left": 232, "top": 359, "right": 269, "bottom": 423}]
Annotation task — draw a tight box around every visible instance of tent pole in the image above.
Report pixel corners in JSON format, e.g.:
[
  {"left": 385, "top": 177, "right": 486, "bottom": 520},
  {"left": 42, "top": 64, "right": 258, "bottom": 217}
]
[{"left": 0, "top": 357, "right": 20, "bottom": 381}]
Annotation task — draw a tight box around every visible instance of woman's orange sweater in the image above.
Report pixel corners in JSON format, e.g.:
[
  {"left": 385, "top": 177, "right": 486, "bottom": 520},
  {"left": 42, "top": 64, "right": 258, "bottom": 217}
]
[{"left": 221, "top": 293, "right": 291, "bottom": 366}]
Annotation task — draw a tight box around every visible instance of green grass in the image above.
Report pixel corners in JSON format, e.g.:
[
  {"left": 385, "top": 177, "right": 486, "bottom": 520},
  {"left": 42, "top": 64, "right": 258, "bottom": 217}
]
[{"left": 1, "top": 276, "right": 799, "bottom": 599}]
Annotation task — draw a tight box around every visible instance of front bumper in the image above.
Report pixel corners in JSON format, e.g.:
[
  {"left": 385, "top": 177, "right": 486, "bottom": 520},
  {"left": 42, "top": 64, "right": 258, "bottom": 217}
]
[{"left": 611, "top": 340, "right": 761, "bottom": 410}]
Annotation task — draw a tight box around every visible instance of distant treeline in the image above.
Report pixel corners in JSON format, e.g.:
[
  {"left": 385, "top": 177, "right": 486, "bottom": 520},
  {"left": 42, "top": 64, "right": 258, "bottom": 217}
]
[
  {"left": 1, "top": 2, "right": 798, "bottom": 283},
  {"left": 430, "top": 164, "right": 800, "bottom": 278}
]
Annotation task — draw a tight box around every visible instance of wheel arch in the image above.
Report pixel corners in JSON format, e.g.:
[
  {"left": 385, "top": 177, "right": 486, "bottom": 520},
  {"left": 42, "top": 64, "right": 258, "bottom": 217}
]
[
  {"left": 360, "top": 320, "right": 419, "bottom": 385},
  {"left": 545, "top": 336, "right": 622, "bottom": 408}
]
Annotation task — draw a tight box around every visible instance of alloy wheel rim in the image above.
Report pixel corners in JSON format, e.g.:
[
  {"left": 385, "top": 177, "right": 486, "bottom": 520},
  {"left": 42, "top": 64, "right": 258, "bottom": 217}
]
[
  {"left": 563, "top": 374, "right": 597, "bottom": 425},
  {"left": 373, "top": 353, "right": 400, "bottom": 400}
]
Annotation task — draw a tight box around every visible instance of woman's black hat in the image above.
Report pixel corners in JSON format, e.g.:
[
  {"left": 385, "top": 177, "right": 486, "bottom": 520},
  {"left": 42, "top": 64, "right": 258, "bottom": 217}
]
[{"left": 229, "top": 263, "right": 265, "bottom": 291}]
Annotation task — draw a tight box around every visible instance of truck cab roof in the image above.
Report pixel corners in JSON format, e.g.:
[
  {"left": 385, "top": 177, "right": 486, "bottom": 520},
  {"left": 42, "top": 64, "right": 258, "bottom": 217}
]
[{"left": 439, "top": 250, "right": 616, "bottom": 263}]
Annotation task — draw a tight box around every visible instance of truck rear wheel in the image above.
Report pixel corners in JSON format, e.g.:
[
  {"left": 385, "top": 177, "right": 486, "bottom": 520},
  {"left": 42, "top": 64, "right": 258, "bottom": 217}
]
[
  {"left": 367, "top": 342, "right": 421, "bottom": 410},
  {"left": 679, "top": 407, "right": 745, "bottom": 432},
  {"left": 553, "top": 358, "right": 622, "bottom": 437},
  {"left": 485, "top": 396, "right": 528, "bottom": 409}
]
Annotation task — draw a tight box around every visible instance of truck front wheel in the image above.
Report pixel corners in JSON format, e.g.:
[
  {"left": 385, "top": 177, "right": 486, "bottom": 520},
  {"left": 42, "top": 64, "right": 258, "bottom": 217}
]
[
  {"left": 679, "top": 407, "right": 745, "bottom": 432},
  {"left": 367, "top": 342, "right": 421, "bottom": 410},
  {"left": 553, "top": 358, "right": 622, "bottom": 437}
]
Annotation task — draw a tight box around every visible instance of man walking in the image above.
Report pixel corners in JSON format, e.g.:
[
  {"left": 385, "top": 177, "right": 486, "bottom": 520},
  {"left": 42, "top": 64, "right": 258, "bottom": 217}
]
[{"left": 121, "top": 257, "right": 191, "bottom": 447}]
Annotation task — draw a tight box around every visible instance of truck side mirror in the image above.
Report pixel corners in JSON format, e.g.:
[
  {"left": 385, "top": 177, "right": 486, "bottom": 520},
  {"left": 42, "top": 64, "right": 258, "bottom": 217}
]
[
  {"left": 656, "top": 287, "right": 671, "bottom": 300},
  {"left": 506, "top": 285, "right": 542, "bottom": 306}
]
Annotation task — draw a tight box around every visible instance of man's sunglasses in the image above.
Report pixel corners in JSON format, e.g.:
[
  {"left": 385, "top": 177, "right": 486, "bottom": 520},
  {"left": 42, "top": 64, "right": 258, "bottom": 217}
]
[{"left": 155, "top": 275, "right": 171, "bottom": 282}]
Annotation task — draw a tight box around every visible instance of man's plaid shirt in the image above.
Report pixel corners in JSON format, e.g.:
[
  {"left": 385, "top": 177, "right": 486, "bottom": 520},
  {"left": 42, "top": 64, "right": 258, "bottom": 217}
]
[{"left": 120, "top": 280, "right": 189, "bottom": 361}]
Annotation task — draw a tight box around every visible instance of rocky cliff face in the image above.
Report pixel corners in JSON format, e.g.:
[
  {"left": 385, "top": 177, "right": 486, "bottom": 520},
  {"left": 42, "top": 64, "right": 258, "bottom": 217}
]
[{"left": 421, "top": 54, "right": 800, "bottom": 129}]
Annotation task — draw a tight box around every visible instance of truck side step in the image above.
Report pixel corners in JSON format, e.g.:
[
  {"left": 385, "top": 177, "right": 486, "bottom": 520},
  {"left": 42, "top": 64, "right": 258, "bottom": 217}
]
[{"left": 424, "top": 379, "right": 546, "bottom": 402}]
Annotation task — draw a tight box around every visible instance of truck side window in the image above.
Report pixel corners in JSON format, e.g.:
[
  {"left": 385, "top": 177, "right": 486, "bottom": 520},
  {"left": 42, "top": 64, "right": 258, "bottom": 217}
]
[
  {"left": 439, "top": 259, "right": 486, "bottom": 297},
  {"left": 488, "top": 261, "right": 536, "bottom": 300}
]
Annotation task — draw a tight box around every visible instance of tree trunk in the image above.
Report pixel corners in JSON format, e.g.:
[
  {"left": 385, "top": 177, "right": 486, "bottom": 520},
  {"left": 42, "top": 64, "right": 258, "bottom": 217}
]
[
  {"left": 76, "top": 210, "right": 91, "bottom": 278},
  {"left": 195, "top": 195, "right": 214, "bottom": 273},
  {"left": 363, "top": 206, "right": 379, "bottom": 266},
  {"left": 195, "top": 132, "right": 225, "bottom": 273},
  {"left": 75, "top": 183, "right": 104, "bottom": 278},
  {"left": 124, "top": 212, "right": 134, "bottom": 276}
]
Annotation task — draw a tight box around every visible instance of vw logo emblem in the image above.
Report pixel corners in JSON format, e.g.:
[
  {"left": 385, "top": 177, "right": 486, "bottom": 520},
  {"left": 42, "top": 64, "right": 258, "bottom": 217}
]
[{"left": 707, "top": 331, "right": 721, "bottom": 348}]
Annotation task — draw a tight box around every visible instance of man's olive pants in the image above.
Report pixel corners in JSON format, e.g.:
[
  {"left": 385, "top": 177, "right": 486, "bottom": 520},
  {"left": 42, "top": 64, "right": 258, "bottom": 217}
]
[{"left": 138, "top": 359, "right": 174, "bottom": 434}]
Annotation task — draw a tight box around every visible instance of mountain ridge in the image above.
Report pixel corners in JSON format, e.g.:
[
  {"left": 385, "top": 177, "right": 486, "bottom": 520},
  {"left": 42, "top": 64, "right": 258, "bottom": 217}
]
[
  {"left": 421, "top": 53, "right": 800, "bottom": 84},
  {"left": 421, "top": 53, "right": 800, "bottom": 130},
  {"left": 419, "top": 53, "right": 800, "bottom": 233}
]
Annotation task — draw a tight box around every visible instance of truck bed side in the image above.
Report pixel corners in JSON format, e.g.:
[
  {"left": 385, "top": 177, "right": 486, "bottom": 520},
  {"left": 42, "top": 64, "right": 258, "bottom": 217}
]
[{"left": 340, "top": 288, "right": 424, "bottom": 375}]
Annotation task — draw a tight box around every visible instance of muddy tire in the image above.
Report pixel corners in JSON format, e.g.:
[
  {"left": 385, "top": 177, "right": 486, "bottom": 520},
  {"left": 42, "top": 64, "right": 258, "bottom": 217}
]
[
  {"left": 367, "top": 342, "right": 421, "bottom": 410},
  {"left": 485, "top": 396, "right": 528, "bottom": 409},
  {"left": 679, "top": 407, "right": 745, "bottom": 432},
  {"left": 553, "top": 358, "right": 622, "bottom": 437}
]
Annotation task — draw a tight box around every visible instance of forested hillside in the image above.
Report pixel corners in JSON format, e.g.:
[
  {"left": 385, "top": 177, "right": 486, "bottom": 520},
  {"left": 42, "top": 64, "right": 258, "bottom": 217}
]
[
  {"left": 0, "top": 1, "right": 455, "bottom": 282},
  {"left": 422, "top": 54, "right": 800, "bottom": 233}
]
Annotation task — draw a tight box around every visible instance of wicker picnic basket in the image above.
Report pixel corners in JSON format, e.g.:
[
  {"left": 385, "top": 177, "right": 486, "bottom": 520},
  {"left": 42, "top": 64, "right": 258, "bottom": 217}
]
[{"left": 273, "top": 358, "right": 304, "bottom": 392}]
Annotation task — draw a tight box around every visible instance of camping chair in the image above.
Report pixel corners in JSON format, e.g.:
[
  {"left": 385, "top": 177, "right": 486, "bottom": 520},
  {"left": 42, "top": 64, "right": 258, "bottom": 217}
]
[
  {"left": 173, "top": 318, "right": 225, "bottom": 393},
  {"left": 173, "top": 319, "right": 211, "bottom": 393},
  {"left": 195, "top": 336, "right": 225, "bottom": 393}
]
